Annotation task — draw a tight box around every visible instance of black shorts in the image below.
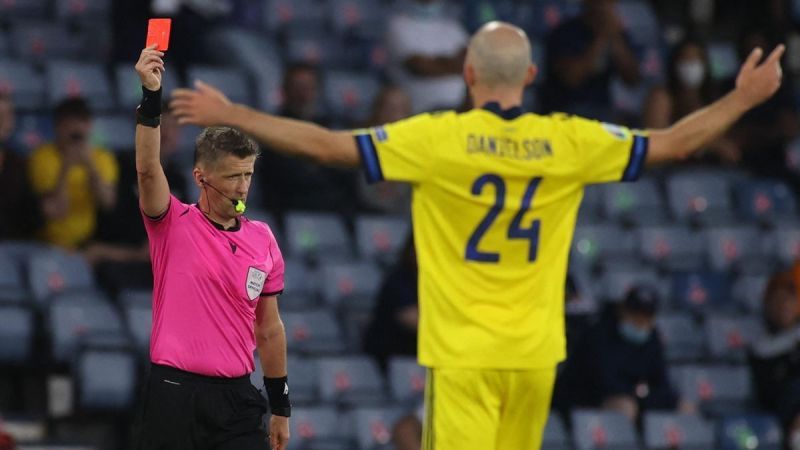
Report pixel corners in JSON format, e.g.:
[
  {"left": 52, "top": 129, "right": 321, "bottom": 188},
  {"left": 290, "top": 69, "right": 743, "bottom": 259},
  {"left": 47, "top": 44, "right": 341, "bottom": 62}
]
[{"left": 131, "top": 363, "right": 268, "bottom": 450}]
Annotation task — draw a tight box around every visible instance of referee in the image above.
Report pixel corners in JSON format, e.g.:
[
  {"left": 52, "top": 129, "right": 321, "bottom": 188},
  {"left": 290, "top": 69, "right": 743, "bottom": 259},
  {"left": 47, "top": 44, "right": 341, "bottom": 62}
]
[
  {"left": 132, "top": 46, "right": 291, "bottom": 450},
  {"left": 171, "top": 22, "right": 784, "bottom": 450}
]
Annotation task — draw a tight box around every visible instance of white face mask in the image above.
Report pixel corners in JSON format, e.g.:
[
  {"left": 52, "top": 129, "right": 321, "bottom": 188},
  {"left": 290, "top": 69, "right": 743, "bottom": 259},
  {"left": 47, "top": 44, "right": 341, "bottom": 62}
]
[{"left": 677, "top": 60, "right": 706, "bottom": 88}]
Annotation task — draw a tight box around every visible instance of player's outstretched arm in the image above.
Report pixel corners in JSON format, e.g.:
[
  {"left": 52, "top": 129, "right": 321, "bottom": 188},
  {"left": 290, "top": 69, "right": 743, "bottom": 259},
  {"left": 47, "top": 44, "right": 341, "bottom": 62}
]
[
  {"left": 170, "top": 82, "right": 360, "bottom": 168},
  {"left": 134, "top": 45, "right": 170, "bottom": 217},
  {"left": 646, "top": 45, "right": 784, "bottom": 165}
]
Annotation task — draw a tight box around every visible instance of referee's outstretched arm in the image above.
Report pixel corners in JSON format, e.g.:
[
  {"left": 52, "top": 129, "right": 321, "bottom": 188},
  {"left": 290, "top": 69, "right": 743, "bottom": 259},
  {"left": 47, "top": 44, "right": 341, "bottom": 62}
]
[{"left": 134, "top": 45, "right": 171, "bottom": 218}]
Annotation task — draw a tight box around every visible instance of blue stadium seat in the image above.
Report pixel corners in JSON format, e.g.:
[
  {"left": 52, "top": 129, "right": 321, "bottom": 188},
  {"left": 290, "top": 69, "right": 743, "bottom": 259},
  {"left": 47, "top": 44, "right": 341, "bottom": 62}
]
[
  {"left": 717, "top": 414, "right": 783, "bottom": 450},
  {"left": 328, "top": 0, "right": 387, "bottom": 38},
  {"left": 542, "top": 413, "right": 571, "bottom": 450},
  {"left": 705, "top": 226, "right": 773, "bottom": 275},
  {"left": 571, "top": 409, "right": 641, "bottom": 450},
  {"left": 319, "top": 261, "right": 383, "bottom": 311},
  {"left": 279, "top": 259, "right": 318, "bottom": 310},
  {"left": 0, "top": 32, "right": 7, "bottom": 56},
  {"left": 282, "top": 309, "right": 346, "bottom": 355},
  {"left": 27, "top": 248, "right": 96, "bottom": 305},
  {"left": 387, "top": 356, "right": 426, "bottom": 404},
  {"left": 285, "top": 28, "right": 342, "bottom": 68},
  {"left": 264, "top": 0, "right": 326, "bottom": 34},
  {"left": 0, "top": 0, "right": 47, "bottom": 21},
  {"left": 602, "top": 177, "right": 667, "bottom": 226},
  {"left": 123, "top": 301, "right": 151, "bottom": 356},
  {"left": 283, "top": 211, "right": 352, "bottom": 262},
  {"left": 735, "top": 178, "right": 797, "bottom": 225},
  {"left": 55, "top": 0, "right": 111, "bottom": 22},
  {"left": 638, "top": 226, "right": 706, "bottom": 272},
  {"left": 323, "top": 70, "right": 381, "bottom": 126},
  {"left": 117, "top": 289, "right": 151, "bottom": 308},
  {"left": 731, "top": 274, "right": 769, "bottom": 314},
  {"left": 185, "top": 65, "right": 252, "bottom": 106},
  {"left": 667, "top": 172, "right": 735, "bottom": 226},
  {"left": 669, "top": 271, "right": 732, "bottom": 315},
  {"left": 642, "top": 411, "right": 714, "bottom": 450},
  {"left": 0, "top": 305, "right": 35, "bottom": 364},
  {"left": 0, "top": 248, "right": 27, "bottom": 303},
  {"left": 115, "top": 62, "right": 181, "bottom": 111},
  {"left": 12, "top": 113, "right": 54, "bottom": 149},
  {"left": 655, "top": 313, "right": 705, "bottom": 362},
  {"left": 769, "top": 225, "right": 800, "bottom": 268},
  {"left": 317, "top": 356, "right": 386, "bottom": 406},
  {"left": 287, "top": 406, "right": 353, "bottom": 450},
  {"left": 526, "top": 1, "right": 582, "bottom": 37},
  {"left": 707, "top": 42, "right": 740, "bottom": 80},
  {"left": 705, "top": 316, "right": 762, "bottom": 363},
  {"left": 599, "top": 268, "right": 663, "bottom": 304},
  {"left": 672, "top": 365, "right": 753, "bottom": 416},
  {"left": 571, "top": 224, "right": 638, "bottom": 271},
  {"left": 48, "top": 293, "right": 125, "bottom": 364},
  {"left": 352, "top": 406, "right": 403, "bottom": 450},
  {"left": 615, "top": 1, "right": 660, "bottom": 47},
  {"left": 354, "top": 215, "right": 410, "bottom": 267},
  {"left": 74, "top": 347, "right": 137, "bottom": 412},
  {"left": 9, "top": 22, "right": 82, "bottom": 62},
  {"left": 250, "top": 354, "right": 319, "bottom": 405},
  {"left": 577, "top": 184, "right": 605, "bottom": 224},
  {"left": 0, "top": 60, "right": 45, "bottom": 110},
  {"left": 91, "top": 114, "right": 135, "bottom": 153},
  {"left": 46, "top": 61, "right": 114, "bottom": 111}
]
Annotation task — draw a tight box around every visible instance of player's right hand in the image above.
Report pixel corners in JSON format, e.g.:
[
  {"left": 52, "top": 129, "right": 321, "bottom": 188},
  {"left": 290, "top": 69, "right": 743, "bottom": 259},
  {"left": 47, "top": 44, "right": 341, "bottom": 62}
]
[
  {"left": 135, "top": 44, "right": 165, "bottom": 91},
  {"left": 734, "top": 44, "right": 784, "bottom": 109}
]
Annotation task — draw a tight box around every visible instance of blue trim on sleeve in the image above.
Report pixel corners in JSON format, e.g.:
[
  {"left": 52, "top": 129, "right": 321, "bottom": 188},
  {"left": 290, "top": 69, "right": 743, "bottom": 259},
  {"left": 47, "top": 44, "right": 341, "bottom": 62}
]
[
  {"left": 621, "top": 135, "right": 648, "bottom": 182},
  {"left": 354, "top": 133, "right": 384, "bottom": 183}
]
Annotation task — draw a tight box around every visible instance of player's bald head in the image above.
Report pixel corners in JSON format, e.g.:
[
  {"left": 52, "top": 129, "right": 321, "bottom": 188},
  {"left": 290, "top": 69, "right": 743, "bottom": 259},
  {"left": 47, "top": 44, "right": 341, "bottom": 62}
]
[{"left": 466, "top": 21, "right": 533, "bottom": 89}]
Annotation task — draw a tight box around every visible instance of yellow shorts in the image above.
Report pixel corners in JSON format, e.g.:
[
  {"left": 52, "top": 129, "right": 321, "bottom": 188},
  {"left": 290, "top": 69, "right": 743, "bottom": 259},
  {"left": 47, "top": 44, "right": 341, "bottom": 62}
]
[{"left": 421, "top": 366, "right": 556, "bottom": 450}]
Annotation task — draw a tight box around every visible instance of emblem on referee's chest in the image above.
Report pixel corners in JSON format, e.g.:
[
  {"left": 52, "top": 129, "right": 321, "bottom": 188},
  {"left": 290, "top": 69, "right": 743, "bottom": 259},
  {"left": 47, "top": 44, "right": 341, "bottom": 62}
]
[{"left": 246, "top": 267, "right": 267, "bottom": 301}]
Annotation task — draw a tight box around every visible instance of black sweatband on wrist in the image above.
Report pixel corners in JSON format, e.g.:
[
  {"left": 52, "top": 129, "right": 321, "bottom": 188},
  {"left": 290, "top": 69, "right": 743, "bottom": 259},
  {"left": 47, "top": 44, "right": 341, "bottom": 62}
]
[
  {"left": 138, "top": 86, "right": 163, "bottom": 119},
  {"left": 136, "top": 109, "right": 161, "bottom": 128},
  {"left": 264, "top": 376, "right": 291, "bottom": 417}
]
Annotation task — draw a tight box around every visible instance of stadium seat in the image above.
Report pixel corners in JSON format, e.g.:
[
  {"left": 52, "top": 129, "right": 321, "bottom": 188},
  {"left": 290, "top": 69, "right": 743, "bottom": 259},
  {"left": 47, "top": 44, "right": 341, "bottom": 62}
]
[
  {"left": 571, "top": 224, "right": 638, "bottom": 272},
  {"left": 705, "top": 316, "right": 762, "bottom": 363},
  {"left": 602, "top": 178, "right": 667, "bottom": 226},
  {"left": 669, "top": 271, "right": 732, "bottom": 315},
  {"left": 0, "top": 60, "right": 45, "bottom": 110},
  {"left": 282, "top": 309, "right": 346, "bottom": 355},
  {"left": 287, "top": 406, "right": 353, "bottom": 450},
  {"left": 323, "top": 70, "right": 381, "bottom": 126},
  {"left": 9, "top": 22, "right": 82, "bottom": 62},
  {"left": 123, "top": 301, "right": 151, "bottom": 356},
  {"left": 542, "top": 412, "right": 571, "bottom": 450},
  {"left": 526, "top": 1, "right": 582, "bottom": 37},
  {"left": 185, "top": 65, "right": 252, "bottom": 106},
  {"left": 354, "top": 215, "right": 410, "bottom": 267},
  {"left": 352, "top": 406, "right": 403, "bottom": 450},
  {"left": 571, "top": 409, "right": 641, "bottom": 450},
  {"left": 0, "top": 0, "right": 47, "bottom": 21},
  {"left": 74, "top": 347, "right": 137, "bottom": 412},
  {"left": 707, "top": 41, "right": 740, "bottom": 80},
  {"left": 672, "top": 365, "right": 753, "bottom": 416},
  {"left": 638, "top": 226, "right": 706, "bottom": 272},
  {"left": 0, "top": 249, "right": 27, "bottom": 303},
  {"left": 91, "top": 114, "right": 135, "bottom": 153},
  {"left": 0, "top": 304, "right": 35, "bottom": 364},
  {"left": 599, "top": 268, "right": 663, "bottom": 304},
  {"left": 319, "top": 261, "right": 382, "bottom": 311},
  {"left": 328, "top": 0, "right": 385, "bottom": 37},
  {"left": 317, "top": 356, "right": 387, "bottom": 406},
  {"left": 642, "top": 411, "right": 714, "bottom": 450},
  {"left": 285, "top": 28, "right": 342, "bottom": 68},
  {"left": 731, "top": 275, "right": 769, "bottom": 314},
  {"left": 27, "top": 248, "right": 96, "bottom": 305},
  {"left": 734, "top": 178, "right": 797, "bottom": 225},
  {"left": 0, "top": 32, "right": 7, "bottom": 56},
  {"left": 55, "top": 0, "right": 111, "bottom": 22},
  {"left": 717, "top": 414, "right": 783, "bottom": 450},
  {"left": 387, "top": 357, "right": 426, "bottom": 404},
  {"left": 769, "top": 225, "right": 800, "bottom": 268},
  {"left": 577, "top": 184, "right": 605, "bottom": 224},
  {"left": 115, "top": 62, "right": 181, "bottom": 110},
  {"left": 279, "top": 258, "right": 318, "bottom": 308},
  {"left": 666, "top": 172, "right": 735, "bottom": 226},
  {"left": 48, "top": 293, "right": 125, "bottom": 364},
  {"left": 705, "top": 226, "right": 773, "bottom": 275},
  {"left": 46, "top": 61, "right": 114, "bottom": 111},
  {"left": 283, "top": 211, "right": 352, "bottom": 262},
  {"left": 117, "top": 289, "right": 151, "bottom": 308},
  {"left": 250, "top": 354, "right": 319, "bottom": 405},
  {"left": 655, "top": 313, "right": 705, "bottom": 362},
  {"left": 615, "top": 1, "right": 661, "bottom": 47},
  {"left": 264, "top": 0, "right": 326, "bottom": 34}
]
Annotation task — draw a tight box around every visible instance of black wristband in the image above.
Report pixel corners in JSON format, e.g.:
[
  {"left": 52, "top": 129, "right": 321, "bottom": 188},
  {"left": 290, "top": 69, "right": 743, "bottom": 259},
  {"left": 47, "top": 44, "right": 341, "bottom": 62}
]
[
  {"left": 264, "top": 376, "right": 291, "bottom": 417},
  {"left": 138, "top": 86, "right": 162, "bottom": 119},
  {"left": 136, "top": 108, "right": 161, "bottom": 128}
]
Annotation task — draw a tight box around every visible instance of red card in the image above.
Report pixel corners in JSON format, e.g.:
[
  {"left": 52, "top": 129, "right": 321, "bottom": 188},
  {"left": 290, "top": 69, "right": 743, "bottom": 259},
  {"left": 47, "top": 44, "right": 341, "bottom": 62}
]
[{"left": 146, "top": 18, "right": 171, "bottom": 51}]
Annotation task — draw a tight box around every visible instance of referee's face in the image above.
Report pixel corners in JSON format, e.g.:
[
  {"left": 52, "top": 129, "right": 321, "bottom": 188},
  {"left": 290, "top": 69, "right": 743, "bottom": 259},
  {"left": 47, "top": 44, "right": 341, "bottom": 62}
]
[{"left": 204, "top": 154, "right": 256, "bottom": 217}]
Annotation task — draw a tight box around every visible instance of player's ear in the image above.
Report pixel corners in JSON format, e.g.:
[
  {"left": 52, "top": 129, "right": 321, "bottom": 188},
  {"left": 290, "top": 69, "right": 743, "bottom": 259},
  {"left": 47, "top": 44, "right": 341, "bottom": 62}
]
[
  {"left": 524, "top": 64, "right": 537, "bottom": 87},
  {"left": 464, "top": 62, "right": 477, "bottom": 87}
]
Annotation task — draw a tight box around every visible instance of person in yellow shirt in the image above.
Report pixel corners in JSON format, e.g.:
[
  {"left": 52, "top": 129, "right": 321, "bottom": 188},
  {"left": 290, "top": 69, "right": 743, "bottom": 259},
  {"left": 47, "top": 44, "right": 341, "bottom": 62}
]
[
  {"left": 29, "top": 98, "right": 118, "bottom": 249},
  {"left": 171, "top": 22, "right": 785, "bottom": 450}
]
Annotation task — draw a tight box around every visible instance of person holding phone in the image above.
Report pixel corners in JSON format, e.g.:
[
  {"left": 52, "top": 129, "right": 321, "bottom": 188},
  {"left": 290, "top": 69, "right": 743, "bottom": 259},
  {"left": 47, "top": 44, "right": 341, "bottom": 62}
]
[{"left": 130, "top": 43, "right": 291, "bottom": 450}]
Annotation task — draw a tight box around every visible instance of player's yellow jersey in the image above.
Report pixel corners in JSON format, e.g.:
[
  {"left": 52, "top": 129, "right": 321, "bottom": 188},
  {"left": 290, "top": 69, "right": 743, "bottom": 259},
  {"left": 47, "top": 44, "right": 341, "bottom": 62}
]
[{"left": 353, "top": 103, "right": 648, "bottom": 369}]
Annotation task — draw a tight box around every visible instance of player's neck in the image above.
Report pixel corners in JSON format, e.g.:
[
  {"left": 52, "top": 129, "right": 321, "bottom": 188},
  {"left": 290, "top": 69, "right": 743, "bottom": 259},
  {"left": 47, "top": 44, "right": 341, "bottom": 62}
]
[{"left": 471, "top": 88, "right": 524, "bottom": 111}]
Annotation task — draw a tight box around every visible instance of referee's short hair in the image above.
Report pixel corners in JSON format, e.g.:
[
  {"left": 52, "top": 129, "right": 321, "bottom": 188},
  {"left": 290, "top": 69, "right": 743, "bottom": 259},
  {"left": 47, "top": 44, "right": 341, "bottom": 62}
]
[{"left": 194, "top": 126, "right": 260, "bottom": 168}]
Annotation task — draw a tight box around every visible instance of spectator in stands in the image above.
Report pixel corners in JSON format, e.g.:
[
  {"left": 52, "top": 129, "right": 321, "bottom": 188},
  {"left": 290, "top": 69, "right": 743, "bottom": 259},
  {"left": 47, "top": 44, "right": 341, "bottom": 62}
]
[
  {"left": 541, "top": 0, "right": 641, "bottom": 120},
  {"left": 83, "top": 105, "right": 188, "bottom": 295},
  {"left": 749, "top": 270, "right": 800, "bottom": 449},
  {"left": 0, "top": 94, "right": 41, "bottom": 241},
  {"left": 386, "top": 0, "right": 469, "bottom": 113},
  {"left": 0, "top": 427, "right": 15, "bottom": 450},
  {"left": 363, "top": 234, "right": 418, "bottom": 373},
  {"left": 258, "top": 64, "right": 357, "bottom": 214},
  {"left": 557, "top": 285, "right": 683, "bottom": 421},
  {"left": 358, "top": 86, "right": 412, "bottom": 215},
  {"left": 28, "top": 98, "right": 118, "bottom": 250}
]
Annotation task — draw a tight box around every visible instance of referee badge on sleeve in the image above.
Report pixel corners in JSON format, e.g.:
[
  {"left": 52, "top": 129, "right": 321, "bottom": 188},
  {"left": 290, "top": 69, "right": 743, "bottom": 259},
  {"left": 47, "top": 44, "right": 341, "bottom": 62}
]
[{"left": 246, "top": 267, "right": 267, "bottom": 301}]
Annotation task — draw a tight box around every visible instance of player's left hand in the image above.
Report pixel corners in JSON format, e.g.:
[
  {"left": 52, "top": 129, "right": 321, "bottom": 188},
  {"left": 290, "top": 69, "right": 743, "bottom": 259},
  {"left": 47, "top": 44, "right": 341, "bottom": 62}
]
[
  {"left": 170, "top": 80, "right": 232, "bottom": 127},
  {"left": 269, "top": 415, "right": 290, "bottom": 450}
]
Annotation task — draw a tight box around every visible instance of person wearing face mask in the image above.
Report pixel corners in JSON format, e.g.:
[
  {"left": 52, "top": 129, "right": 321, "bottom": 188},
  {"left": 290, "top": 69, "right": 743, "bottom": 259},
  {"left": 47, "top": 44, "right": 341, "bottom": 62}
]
[
  {"left": 748, "top": 270, "right": 800, "bottom": 450},
  {"left": 557, "top": 284, "right": 683, "bottom": 422},
  {"left": 28, "top": 98, "right": 118, "bottom": 250}
]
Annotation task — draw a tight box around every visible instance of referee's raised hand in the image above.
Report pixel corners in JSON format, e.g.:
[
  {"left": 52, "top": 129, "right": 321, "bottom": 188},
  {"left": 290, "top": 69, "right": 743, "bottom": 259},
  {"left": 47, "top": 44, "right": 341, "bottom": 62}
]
[
  {"left": 135, "top": 44, "right": 165, "bottom": 91},
  {"left": 734, "top": 44, "right": 785, "bottom": 109}
]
